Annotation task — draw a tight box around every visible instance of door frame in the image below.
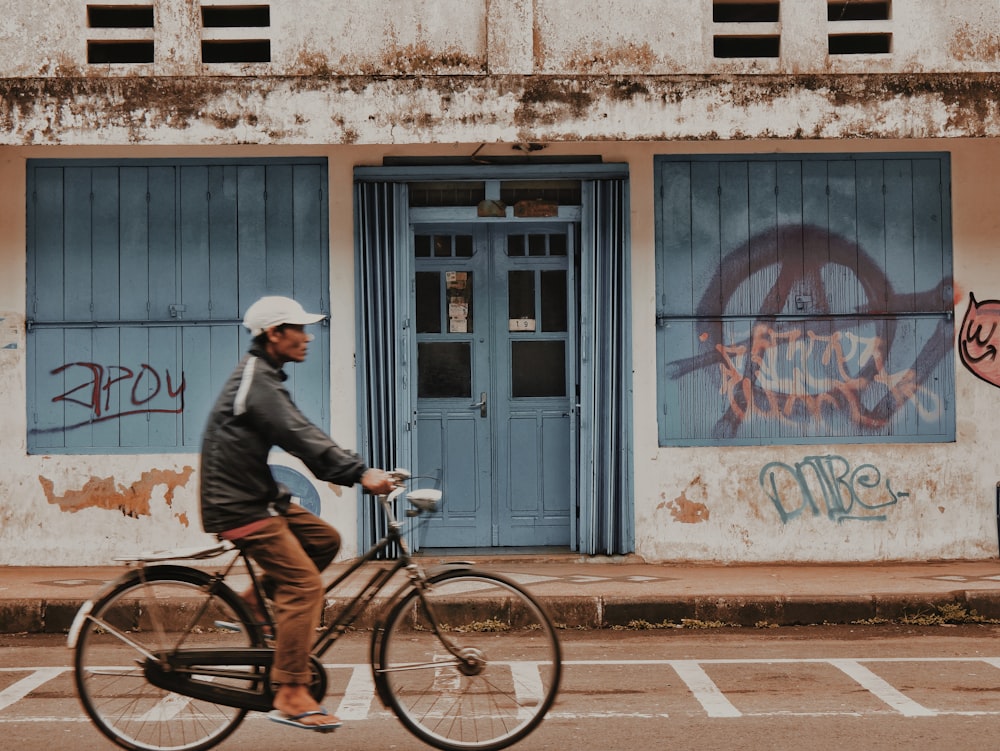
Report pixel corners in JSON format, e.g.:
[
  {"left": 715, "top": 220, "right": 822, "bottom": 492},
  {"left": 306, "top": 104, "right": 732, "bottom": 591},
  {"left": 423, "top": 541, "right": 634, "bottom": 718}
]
[{"left": 354, "top": 163, "right": 634, "bottom": 555}]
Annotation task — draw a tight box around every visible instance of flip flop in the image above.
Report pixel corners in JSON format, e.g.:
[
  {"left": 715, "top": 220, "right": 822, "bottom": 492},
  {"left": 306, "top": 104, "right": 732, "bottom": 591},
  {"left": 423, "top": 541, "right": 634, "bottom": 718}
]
[{"left": 268, "top": 708, "right": 341, "bottom": 732}]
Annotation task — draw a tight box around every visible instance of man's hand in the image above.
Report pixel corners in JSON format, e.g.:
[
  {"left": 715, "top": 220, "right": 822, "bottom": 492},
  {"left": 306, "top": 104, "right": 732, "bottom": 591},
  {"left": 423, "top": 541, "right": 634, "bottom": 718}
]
[{"left": 361, "top": 468, "right": 397, "bottom": 495}]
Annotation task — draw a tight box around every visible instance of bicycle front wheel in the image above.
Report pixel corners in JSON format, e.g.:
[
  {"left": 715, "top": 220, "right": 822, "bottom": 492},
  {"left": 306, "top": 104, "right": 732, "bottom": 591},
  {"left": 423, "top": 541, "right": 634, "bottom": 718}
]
[
  {"left": 73, "top": 566, "right": 259, "bottom": 751},
  {"left": 376, "top": 569, "right": 561, "bottom": 751}
]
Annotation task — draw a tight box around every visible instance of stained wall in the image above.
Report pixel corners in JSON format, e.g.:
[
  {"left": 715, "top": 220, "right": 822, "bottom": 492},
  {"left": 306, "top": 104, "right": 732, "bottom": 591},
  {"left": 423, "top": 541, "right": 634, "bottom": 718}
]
[{"left": 1, "top": 1, "right": 999, "bottom": 563}]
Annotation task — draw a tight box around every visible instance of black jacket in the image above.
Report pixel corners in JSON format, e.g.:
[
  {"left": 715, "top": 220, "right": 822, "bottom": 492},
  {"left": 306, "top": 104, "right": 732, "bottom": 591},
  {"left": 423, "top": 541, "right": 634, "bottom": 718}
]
[{"left": 199, "top": 345, "right": 368, "bottom": 533}]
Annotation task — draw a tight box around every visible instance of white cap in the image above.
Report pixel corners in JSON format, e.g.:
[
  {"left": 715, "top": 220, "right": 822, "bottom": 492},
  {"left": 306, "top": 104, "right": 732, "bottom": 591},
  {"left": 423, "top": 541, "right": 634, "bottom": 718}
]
[{"left": 243, "top": 296, "right": 326, "bottom": 336}]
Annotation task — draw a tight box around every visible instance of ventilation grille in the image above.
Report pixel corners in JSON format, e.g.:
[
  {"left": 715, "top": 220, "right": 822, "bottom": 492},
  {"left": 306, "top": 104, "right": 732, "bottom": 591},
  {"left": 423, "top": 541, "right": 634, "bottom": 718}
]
[
  {"left": 87, "top": 4, "right": 154, "bottom": 64},
  {"left": 713, "top": 1, "right": 780, "bottom": 59},
  {"left": 828, "top": 1, "right": 891, "bottom": 55},
  {"left": 202, "top": 5, "right": 271, "bottom": 64}
]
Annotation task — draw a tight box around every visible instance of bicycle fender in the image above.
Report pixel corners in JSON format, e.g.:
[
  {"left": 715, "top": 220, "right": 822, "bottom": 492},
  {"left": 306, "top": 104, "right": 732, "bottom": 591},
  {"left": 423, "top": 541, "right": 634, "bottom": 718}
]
[{"left": 424, "top": 561, "right": 477, "bottom": 576}]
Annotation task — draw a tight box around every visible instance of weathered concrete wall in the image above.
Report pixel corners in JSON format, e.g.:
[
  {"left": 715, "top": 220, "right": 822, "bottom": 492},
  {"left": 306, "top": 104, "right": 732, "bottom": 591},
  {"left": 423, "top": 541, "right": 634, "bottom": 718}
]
[
  {"left": 1, "top": 74, "right": 1000, "bottom": 146},
  {"left": 0, "top": 142, "right": 364, "bottom": 566},
  {"left": 4, "top": 1, "right": 1000, "bottom": 77},
  {"left": 0, "top": 1, "right": 999, "bottom": 147},
  {"left": 630, "top": 138, "right": 1000, "bottom": 563},
  {"left": 2, "top": 139, "right": 1000, "bottom": 565},
  {"left": 1, "top": 1, "right": 1000, "bottom": 565}
]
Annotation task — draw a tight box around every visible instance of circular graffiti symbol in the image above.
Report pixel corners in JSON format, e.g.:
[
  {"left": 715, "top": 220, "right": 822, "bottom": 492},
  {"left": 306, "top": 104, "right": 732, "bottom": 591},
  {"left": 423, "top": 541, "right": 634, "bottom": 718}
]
[{"left": 667, "top": 224, "right": 949, "bottom": 438}]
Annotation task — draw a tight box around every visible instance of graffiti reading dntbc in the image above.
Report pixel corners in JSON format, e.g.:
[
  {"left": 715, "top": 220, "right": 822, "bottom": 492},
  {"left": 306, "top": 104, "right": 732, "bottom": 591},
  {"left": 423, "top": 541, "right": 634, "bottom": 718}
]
[
  {"left": 47, "top": 361, "right": 186, "bottom": 431},
  {"left": 959, "top": 292, "right": 1000, "bottom": 388},
  {"left": 759, "top": 455, "right": 909, "bottom": 524}
]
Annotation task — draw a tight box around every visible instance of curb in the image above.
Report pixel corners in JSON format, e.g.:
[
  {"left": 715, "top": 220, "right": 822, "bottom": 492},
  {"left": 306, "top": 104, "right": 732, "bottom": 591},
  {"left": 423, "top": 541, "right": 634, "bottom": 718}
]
[{"left": 6, "top": 590, "right": 1000, "bottom": 634}]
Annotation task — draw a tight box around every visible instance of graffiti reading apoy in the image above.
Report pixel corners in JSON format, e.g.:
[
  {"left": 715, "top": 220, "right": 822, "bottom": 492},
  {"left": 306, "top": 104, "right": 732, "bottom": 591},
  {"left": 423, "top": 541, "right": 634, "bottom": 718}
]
[
  {"left": 959, "top": 292, "right": 1000, "bottom": 388},
  {"left": 759, "top": 455, "right": 909, "bottom": 524},
  {"left": 45, "top": 361, "right": 185, "bottom": 432}
]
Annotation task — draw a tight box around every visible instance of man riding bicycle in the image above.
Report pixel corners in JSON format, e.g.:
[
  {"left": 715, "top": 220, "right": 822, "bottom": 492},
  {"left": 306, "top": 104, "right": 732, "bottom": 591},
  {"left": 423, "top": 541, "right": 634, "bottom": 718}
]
[{"left": 199, "top": 295, "right": 395, "bottom": 731}]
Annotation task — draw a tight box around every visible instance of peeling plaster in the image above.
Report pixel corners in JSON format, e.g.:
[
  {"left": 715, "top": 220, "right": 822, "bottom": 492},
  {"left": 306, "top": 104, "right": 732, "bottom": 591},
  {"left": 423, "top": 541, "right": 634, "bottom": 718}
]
[
  {"left": 39, "top": 467, "right": 195, "bottom": 519},
  {"left": 666, "top": 492, "right": 710, "bottom": 524},
  {"left": 658, "top": 476, "right": 711, "bottom": 525}
]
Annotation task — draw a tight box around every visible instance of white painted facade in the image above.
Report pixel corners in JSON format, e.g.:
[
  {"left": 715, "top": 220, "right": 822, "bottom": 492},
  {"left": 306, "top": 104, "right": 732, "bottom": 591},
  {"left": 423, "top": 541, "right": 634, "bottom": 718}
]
[{"left": 1, "top": 1, "right": 999, "bottom": 565}]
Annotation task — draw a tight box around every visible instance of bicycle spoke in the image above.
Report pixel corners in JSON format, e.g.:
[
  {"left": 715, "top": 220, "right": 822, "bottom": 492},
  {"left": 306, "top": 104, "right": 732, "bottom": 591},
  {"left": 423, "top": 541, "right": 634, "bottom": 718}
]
[
  {"left": 378, "top": 571, "right": 561, "bottom": 751},
  {"left": 74, "top": 568, "right": 256, "bottom": 751}
]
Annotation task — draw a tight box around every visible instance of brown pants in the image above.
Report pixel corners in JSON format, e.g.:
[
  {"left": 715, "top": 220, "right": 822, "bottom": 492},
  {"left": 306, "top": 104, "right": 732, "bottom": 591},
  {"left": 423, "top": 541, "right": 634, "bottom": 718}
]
[{"left": 235, "top": 504, "right": 341, "bottom": 686}]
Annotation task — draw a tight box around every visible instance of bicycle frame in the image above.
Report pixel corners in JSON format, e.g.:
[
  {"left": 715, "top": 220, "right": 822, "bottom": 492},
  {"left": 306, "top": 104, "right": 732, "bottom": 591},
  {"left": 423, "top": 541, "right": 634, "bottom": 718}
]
[
  {"left": 136, "top": 484, "right": 467, "bottom": 713},
  {"left": 71, "top": 472, "right": 563, "bottom": 751}
]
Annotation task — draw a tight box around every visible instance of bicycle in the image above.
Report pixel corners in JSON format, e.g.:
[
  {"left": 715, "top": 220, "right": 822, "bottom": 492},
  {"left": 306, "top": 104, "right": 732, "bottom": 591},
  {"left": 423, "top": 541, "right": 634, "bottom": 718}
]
[{"left": 68, "top": 469, "right": 562, "bottom": 751}]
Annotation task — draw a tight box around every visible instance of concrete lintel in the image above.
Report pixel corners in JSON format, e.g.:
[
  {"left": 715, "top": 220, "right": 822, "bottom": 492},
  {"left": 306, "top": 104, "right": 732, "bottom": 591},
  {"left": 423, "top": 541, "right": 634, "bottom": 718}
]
[{"left": 0, "top": 73, "right": 998, "bottom": 146}]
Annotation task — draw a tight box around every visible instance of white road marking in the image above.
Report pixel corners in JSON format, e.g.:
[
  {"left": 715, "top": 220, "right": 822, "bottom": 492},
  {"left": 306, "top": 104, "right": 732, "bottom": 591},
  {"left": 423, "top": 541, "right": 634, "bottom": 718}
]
[
  {"left": 135, "top": 691, "right": 196, "bottom": 722},
  {"left": 4, "top": 657, "right": 1000, "bottom": 722},
  {"left": 0, "top": 668, "right": 67, "bottom": 711},
  {"left": 828, "top": 659, "right": 936, "bottom": 717},
  {"left": 335, "top": 665, "right": 376, "bottom": 720},
  {"left": 669, "top": 661, "right": 741, "bottom": 717},
  {"left": 510, "top": 662, "right": 545, "bottom": 720}
]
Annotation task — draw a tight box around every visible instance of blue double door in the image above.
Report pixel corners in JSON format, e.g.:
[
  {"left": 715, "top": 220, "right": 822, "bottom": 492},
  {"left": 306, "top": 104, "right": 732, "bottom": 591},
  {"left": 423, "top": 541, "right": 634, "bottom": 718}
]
[{"left": 412, "top": 223, "right": 576, "bottom": 548}]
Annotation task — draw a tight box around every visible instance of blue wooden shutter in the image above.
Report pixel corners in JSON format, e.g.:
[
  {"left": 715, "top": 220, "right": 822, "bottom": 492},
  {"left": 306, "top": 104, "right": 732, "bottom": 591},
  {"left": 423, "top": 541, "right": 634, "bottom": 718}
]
[
  {"left": 27, "top": 158, "right": 329, "bottom": 453},
  {"left": 655, "top": 153, "right": 955, "bottom": 446}
]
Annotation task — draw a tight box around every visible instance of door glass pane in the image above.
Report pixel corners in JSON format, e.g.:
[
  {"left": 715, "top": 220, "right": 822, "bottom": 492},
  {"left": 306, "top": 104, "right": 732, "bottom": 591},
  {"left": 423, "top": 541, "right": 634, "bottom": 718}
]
[
  {"left": 500, "top": 180, "right": 581, "bottom": 206},
  {"left": 508, "top": 235, "right": 525, "bottom": 256},
  {"left": 446, "top": 271, "right": 472, "bottom": 333},
  {"left": 415, "top": 271, "right": 440, "bottom": 333},
  {"left": 549, "top": 234, "right": 567, "bottom": 256},
  {"left": 433, "top": 235, "right": 451, "bottom": 257},
  {"left": 408, "top": 181, "right": 485, "bottom": 207},
  {"left": 541, "top": 270, "right": 567, "bottom": 332},
  {"left": 508, "top": 270, "right": 535, "bottom": 321},
  {"left": 512, "top": 341, "right": 565, "bottom": 397},
  {"left": 418, "top": 342, "right": 471, "bottom": 397},
  {"left": 455, "top": 235, "right": 473, "bottom": 257},
  {"left": 528, "top": 234, "right": 547, "bottom": 256}
]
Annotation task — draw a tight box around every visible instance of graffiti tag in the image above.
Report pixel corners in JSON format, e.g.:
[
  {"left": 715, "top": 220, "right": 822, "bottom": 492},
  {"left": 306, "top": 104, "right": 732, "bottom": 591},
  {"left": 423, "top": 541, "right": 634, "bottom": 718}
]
[
  {"left": 759, "top": 454, "right": 909, "bottom": 524},
  {"left": 664, "top": 224, "right": 951, "bottom": 439},
  {"left": 44, "top": 361, "right": 185, "bottom": 432},
  {"left": 959, "top": 292, "right": 1000, "bottom": 387},
  {"left": 716, "top": 325, "right": 942, "bottom": 429}
]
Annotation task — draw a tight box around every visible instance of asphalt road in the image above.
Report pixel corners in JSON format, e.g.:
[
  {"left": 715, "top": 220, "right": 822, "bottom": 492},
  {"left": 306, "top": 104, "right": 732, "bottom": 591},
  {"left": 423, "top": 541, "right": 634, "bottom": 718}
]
[{"left": 4, "top": 626, "right": 1000, "bottom": 751}]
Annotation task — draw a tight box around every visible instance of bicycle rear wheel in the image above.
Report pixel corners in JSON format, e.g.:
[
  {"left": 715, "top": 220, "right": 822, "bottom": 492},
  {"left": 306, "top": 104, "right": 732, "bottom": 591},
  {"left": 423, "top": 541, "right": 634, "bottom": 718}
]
[
  {"left": 376, "top": 569, "right": 561, "bottom": 751},
  {"left": 73, "top": 566, "right": 260, "bottom": 751}
]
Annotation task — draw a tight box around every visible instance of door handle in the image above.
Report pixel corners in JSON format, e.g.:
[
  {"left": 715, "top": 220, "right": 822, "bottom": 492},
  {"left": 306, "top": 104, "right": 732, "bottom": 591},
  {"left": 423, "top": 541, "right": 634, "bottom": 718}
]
[{"left": 469, "top": 391, "right": 487, "bottom": 417}]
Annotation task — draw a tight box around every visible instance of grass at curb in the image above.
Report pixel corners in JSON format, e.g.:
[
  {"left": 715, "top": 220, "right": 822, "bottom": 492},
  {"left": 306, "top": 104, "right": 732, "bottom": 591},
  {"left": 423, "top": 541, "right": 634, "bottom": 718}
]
[{"left": 599, "top": 603, "right": 1000, "bottom": 630}]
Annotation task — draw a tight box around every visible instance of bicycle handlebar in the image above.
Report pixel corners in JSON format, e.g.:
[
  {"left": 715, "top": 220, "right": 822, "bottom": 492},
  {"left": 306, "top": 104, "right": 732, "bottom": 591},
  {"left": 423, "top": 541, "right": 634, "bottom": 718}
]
[{"left": 381, "top": 468, "right": 441, "bottom": 514}]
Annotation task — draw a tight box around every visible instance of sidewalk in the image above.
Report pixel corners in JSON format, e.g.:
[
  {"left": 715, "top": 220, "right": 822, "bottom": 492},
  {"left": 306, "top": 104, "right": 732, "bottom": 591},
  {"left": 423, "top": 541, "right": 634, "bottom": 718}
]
[{"left": 4, "top": 555, "right": 1000, "bottom": 633}]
